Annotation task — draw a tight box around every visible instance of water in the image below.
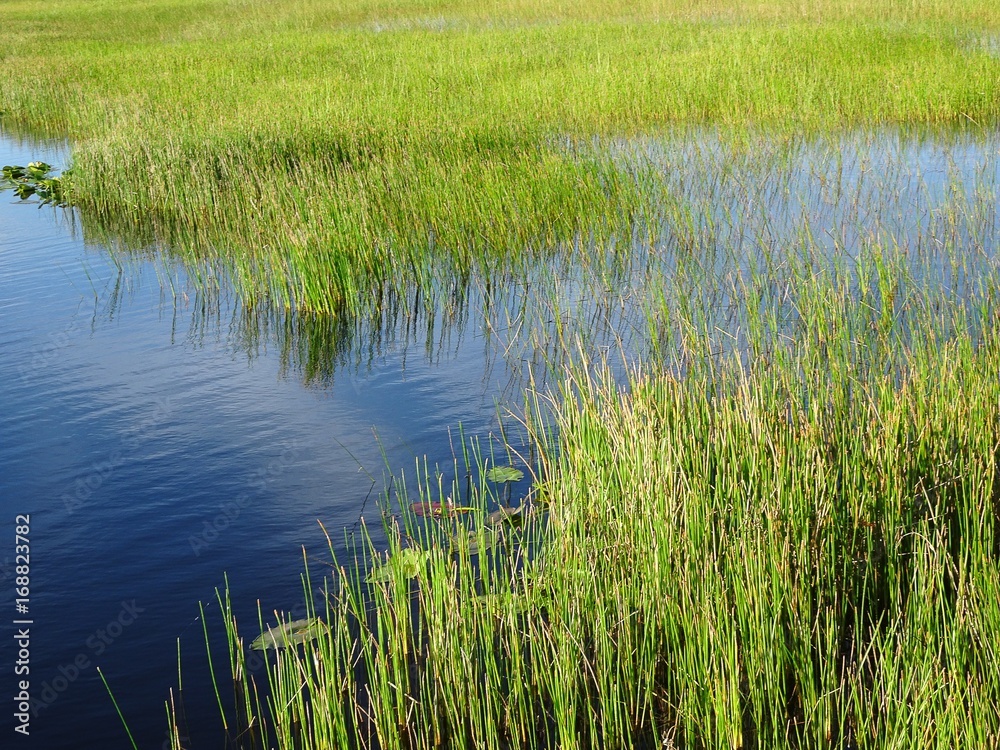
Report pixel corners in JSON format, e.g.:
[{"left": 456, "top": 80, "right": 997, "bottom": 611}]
[
  {"left": 607, "top": 126, "right": 1000, "bottom": 368},
  {"left": 0, "top": 134, "right": 522, "bottom": 749}
]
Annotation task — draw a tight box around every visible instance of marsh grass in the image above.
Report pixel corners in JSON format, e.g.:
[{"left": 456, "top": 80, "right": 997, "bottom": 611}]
[
  {"left": 193, "top": 295, "right": 1000, "bottom": 748},
  {"left": 2, "top": 0, "right": 999, "bottom": 313},
  {"left": 172, "top": 127, "right": 1000, "bottom": 749},
  {"left": 5, "top": 1, "right": 999, "bottom": 746}
]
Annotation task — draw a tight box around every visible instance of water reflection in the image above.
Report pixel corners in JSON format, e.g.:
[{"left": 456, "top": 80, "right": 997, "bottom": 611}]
[
  {"left": 603, "top": 127, "right": 1000, "bottom": 371},
  {"left": 6, "top": 126, "right": 998, "bottom": 395}
]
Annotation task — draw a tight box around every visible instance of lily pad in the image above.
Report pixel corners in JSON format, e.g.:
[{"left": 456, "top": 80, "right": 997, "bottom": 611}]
[
  {"left": 365, "top": 547, "right": 429, "bottom": 583},
  {"left": 487, "top": 505, "right": 529, "bottom": 526},
  {"left": 486, "top": 466, "right": 524, "bottom": 484},
  {"left": 410, "top": 501, "right": 474, "bottom": 517},
  {"left": 251, "top": 617, "right": 328, "bottom": 651},
  {"left": 26, "top": 161, "right": 53, "bottom": 179}
]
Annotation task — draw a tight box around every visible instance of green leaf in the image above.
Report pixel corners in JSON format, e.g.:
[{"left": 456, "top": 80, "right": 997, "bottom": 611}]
[
  {"left": 250, "top": 617, "right": 328, "bottom": 651},
  {"left": 365, "top": 547, "right": 429, "bottom": 583},
  {"left": 485, "top": 466, "right": 524, "bottom": 483},
  {"left": 26, "top": 161, "right": 52, "bottom": 178},
  {"left": 486, "top": 505, "right": 529, "bottom": 526}
]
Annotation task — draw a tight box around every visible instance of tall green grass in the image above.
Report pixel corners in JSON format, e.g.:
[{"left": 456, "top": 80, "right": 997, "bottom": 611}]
[
  {"left": 4, "top": 1, "right": 998, "bottom": 746},
  {"left": 193, "top": 274, "right": 1000, "bottom": 748},
  {"left": 176, "top": 128, "right": 1000, "bottom": 748}
]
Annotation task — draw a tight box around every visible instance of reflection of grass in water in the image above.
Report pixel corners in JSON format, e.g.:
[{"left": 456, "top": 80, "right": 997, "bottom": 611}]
[
  {"left": 171, "top": 133, "right": 1000, "bottom": 749},
  {"left": 90, "top": 130, "right": 1000, "bottom": 394}
]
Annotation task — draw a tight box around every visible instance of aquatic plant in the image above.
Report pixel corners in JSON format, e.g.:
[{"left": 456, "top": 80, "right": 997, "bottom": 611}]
[
  {"left": 485, "top": 466, "right": 523, "bottom": 484},
  {"left": 171, "top": 125, "right": 1000, "bottom": 748},
  {"left": 1, "top": 162, "right": 69, "bottom": 205}
]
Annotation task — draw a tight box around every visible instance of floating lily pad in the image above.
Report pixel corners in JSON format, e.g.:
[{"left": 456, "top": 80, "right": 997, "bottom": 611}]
[
  {"left": 251, "top": 617, "right": 328, "bottom": 651},
  {"left": 365, "top": 547, "right": 429, "bottom": 583},
  {"left": 410, "top": 501, "right": 474, "bottom": 517},
  {"left": 486, "top": 466, "right": 524, "bottom": 483},
  {"left": 487, "top": 505, "right": 529, "bottom": 526},
  {"left": 2, "top": 162, "right": 69, "bottom": 205}
]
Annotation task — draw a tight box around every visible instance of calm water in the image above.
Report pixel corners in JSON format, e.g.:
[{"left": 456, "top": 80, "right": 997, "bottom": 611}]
[
  {"left": 0, "top": 134, "right": 523, "bottom": 749},
  {"left": 2, "top": 126, "right": 997, "bottom": 749}
]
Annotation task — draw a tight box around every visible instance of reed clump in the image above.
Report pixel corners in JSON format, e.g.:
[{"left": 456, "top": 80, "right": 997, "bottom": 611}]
[
  {"left": 188, "top": 134, "right": 1000, "bottom": 744},
  {"left": 195, "top": 253, "right": 1000, "bottom": 747}
]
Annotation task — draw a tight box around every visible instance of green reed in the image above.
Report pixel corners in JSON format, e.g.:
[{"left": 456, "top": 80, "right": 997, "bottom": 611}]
[
  {"left": 7, "top": 1, "right": 995, "bottom": 746},
  {"left": 173, "top": 126, "right": 1000, "bottom": 748}
]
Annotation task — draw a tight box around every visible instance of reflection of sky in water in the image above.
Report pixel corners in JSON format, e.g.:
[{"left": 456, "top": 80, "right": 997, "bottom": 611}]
[
  {"left": 1, "top": 126, "right": 997, "bottom": 748},
  {"left": 614, "top": 128, "right": 997, "bottom": 266},
  {"left": 603, "top": 128, "right": 1000, "bottom": 365},
  {"left": 0, "top": 133, "right": 523, "bottom": 750}
]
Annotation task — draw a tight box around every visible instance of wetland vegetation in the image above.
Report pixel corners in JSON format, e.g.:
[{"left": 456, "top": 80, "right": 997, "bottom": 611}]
[{"left": 3, "top": 0, "right": 1000, "bottom": 748}]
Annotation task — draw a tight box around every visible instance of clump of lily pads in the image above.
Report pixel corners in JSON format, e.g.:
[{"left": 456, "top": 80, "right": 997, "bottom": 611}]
[{"left": 1, "top": 162, "right": 70, "bottom": 206}]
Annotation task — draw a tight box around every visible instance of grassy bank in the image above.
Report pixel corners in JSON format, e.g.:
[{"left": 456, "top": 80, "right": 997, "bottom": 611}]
[{"left": 2, "top": 0, "right": 999, "bottom": 312}]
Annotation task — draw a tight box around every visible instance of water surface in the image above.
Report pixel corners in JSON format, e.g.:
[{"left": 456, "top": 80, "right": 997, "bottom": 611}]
[{"left": 0, "top": 133, "right": 522, "bottom": 749}]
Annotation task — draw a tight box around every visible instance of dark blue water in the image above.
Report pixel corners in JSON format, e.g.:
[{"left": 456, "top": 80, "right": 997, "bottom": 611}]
[{"left": 0, "top": 134, "right": 521, "bottom": 750}]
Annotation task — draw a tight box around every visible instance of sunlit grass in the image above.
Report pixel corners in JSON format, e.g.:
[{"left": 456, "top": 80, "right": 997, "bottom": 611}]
[
  {"left": 195, "top": 272, "right": 1000, "bottom": 748},
  {"left": 4, "top": 2, "right": 999, "bottom": 746},
  {"left": 2, "top": 0, "right": 998, "bottom": 312},
  {"left": 168, "top": 129, "right": 1000, "bottom": 748}
]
